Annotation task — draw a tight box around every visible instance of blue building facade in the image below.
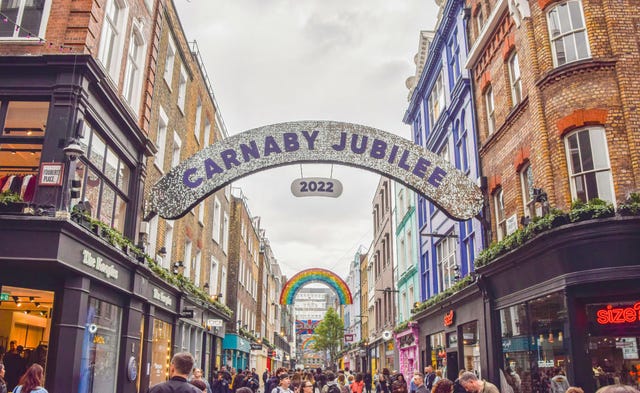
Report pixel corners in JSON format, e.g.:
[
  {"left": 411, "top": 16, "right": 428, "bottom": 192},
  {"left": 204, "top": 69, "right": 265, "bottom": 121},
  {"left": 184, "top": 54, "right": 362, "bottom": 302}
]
[{"left": 403, "top": 0, "right": 484, "bottom": 302}]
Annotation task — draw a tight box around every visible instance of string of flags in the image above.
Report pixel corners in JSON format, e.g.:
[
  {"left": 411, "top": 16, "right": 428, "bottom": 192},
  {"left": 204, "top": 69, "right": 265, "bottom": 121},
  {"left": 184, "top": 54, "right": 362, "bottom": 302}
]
[{"left": 0, "top": 11, "right": 80, "bottom": 52}]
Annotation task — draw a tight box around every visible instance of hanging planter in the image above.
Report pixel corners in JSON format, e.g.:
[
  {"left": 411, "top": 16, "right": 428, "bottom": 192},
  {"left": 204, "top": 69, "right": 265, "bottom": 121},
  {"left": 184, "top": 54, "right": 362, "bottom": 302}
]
[{"left": 0, "top": 192, "right": 26, "bottom": 214}]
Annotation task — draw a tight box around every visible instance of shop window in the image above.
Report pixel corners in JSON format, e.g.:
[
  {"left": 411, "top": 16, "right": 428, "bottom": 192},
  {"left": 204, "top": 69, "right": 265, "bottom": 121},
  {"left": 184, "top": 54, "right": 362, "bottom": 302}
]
[
  {"left": 586, "top": 302, "right": 640, "bottom": 389},
  {"left": 436, "top": 236, "right": 457, "bottom": 292},
  {"left": 81, "top": 297, "right": 122, "bottom": 393},
  {"left": 429, "top": 332, "right": 446, "bottom": 372},
  {"left": 74, "top": 122, "right": 131, "bottom": 232},
  {"left": 462, "top": 321, "right": 482, "bottom": 378},
  {"left": 564, "top": 127, "right": 614, "bottom": 204},
  {"left": 0, "top": 101, "right": 49, "bottom": 203},
  {"left": 500, "top": 293, "right": 569, "bottom": 393},
  {"left": 0, "top": 286, "right": 53, "bottom": 392},
  {"left": 547, "top": 0, "right": 590, "bottom": 67},
  {"left": 0, "top": 0, "right": 52, "bottom": 39},
  {"left": 493, "top": 187, "right": 506, "bottom": 240},
  {"left": 97, "top": 0, "right": 128, "bottom": 82},
  {"left": 454, "top": 117, "right": 469, "bottom": 173},
  {"left": 508, "top": 52, "right": 522, "bottom": 107},
  {"left": 122, "top": 21, "right": 146, "bottom": 113},
  {"left": 485, "top": 86, "right": 495, "bottom": 135},
  {"left": 150, "top": 319, "right": 172, "bottom": 386}
]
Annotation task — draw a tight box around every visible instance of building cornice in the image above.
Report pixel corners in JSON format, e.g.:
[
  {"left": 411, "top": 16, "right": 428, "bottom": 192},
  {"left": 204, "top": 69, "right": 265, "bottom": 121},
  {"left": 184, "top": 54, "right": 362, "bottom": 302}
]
[{"left": 464, "top": 0, "right": 508, "bottom": 69}]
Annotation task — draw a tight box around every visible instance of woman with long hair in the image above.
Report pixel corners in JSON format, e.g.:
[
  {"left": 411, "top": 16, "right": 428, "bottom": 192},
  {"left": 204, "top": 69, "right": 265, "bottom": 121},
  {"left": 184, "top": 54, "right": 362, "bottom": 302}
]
[
  {"left": 14, "top": 364, "right": 47, "bottom": 393},
  {"left": 0, "top": 362, "right": 7, "bottom": 393}
]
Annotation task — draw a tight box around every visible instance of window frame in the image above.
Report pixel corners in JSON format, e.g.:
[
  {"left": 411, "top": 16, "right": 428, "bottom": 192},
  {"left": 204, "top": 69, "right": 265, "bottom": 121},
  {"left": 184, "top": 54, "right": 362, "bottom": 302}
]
[
  {"left": 154, "top": 106, "right": 168, "bottom": 173},
  {"left": 547, "top": 0, "right": 591, "bottom": 67},
  {"left": 122, "top": 21, "right": 146, "bottom": 114},
  {"left": 177, "top": 65, "right": 188, "bottom": 114},
  {"left": 493, "top": 187, "right": 507, "bottom": 240},
  {"left": 485, "top": 86, "right": 495, "bottom": 135},
  {"left": 97, "top": 0, "right": 129, "bottom": 83},
  {"left": 564, "top": 127, "right": 614, "bottom": 204},
  {"left": 0, "top": 0, "right": 53, "bottom": 40},
  {"left": 436, "top": 235, "right": 458, "bottom": 292},
  {"left": 508, "top": 51, "right": 522, "bottom": 107},
  {"left": 520, "top": 162, "right": 536, "bottom": 219},
  {"left": 428, "top": 72, "right": 445, "bottom": 128}
]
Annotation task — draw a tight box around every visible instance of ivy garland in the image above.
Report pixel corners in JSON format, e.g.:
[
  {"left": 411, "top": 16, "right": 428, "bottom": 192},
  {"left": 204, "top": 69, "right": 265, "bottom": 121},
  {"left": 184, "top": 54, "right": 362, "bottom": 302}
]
[{"left": 69, "top": 210, "right": 233, "bottom": 317}]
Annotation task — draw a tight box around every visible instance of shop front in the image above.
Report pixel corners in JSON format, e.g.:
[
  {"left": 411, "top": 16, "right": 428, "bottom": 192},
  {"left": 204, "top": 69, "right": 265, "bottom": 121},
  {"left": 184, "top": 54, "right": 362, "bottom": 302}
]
[
  {"left": 223, "top": 334, "right": 251, "bottom": 370},
  {"left": 481, "top": 217, "right": 640, "bottom": 393},
  {"left": 415, "top": 284, "right": 486, "bottom": 381},
  {"left": 395, "top": 322, "right": 420, "bottom": 380}
]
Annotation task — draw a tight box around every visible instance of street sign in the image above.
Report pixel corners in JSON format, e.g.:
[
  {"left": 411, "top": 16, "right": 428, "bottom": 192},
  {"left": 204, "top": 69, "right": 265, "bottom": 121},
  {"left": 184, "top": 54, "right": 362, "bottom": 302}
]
[
  {"left": 180, "top": 309, "right": 194, "bottom": 319},
  {"left": 250, "top": 343, "right": 263, "bottom": 350},
  {"left": 207, "top": 319, "right": 223, "bottom": 327},
  {"left": 0, "top": 293, "right": 9, "bottom": 301},
  {"left": 344, "top": 334, "right": 354, "bottom": 342}
]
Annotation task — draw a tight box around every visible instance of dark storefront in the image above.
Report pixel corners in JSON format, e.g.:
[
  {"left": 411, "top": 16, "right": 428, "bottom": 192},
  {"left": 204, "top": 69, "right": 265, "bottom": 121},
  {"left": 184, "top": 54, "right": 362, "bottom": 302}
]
[
  {"left": 0, "top": 55, "right": 228, "bottom": 392},
  {"left": 479, "top": 216, "right": 640, "bottom": 393},
  {"left": 415, "top": 284, "right": 488, "bottom": 381}
]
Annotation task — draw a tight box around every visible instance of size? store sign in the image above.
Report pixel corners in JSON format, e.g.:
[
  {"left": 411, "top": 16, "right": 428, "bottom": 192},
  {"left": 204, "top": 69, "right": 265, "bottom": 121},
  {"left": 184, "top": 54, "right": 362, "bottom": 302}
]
[{"left": 596, "top": 303, "right": 640, "bottom": 325}]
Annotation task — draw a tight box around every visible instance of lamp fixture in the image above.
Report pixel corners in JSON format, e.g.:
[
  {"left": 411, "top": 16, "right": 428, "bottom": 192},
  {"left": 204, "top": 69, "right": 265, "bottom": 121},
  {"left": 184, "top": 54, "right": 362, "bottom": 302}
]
[
  {"left": 158, "top": 246, "right": 167, "bottom": 258},
  {"left": 63, "top": 138, "right": 84, "bottom": 161},
  {"left": 203, "top": 282, "right": 210, "bottom": 290}
]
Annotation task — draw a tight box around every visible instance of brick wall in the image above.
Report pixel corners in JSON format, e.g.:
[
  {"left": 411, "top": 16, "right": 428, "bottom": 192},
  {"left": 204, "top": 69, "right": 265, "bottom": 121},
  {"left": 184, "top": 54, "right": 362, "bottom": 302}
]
[{"left": 467, "top": 0, "right": 640, "bottom": 243}]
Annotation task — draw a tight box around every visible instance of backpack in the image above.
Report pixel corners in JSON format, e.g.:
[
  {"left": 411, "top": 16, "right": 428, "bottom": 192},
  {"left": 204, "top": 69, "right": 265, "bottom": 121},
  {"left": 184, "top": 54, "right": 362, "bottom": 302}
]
[{"left": 328, "top": 384, "right": 341, "bottom": 393}]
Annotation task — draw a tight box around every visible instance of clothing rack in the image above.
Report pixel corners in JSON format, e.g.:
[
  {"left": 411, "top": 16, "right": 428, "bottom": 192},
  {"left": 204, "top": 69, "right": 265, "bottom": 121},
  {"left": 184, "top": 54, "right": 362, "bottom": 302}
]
[{"left": 0, "top": 165, "right": 39, "bottom": 173}]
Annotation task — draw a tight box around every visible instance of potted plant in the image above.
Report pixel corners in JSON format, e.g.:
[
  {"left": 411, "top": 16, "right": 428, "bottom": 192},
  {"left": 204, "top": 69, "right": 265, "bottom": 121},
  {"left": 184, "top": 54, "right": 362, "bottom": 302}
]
[{"left": 0, "top": 191, "right": 26, "bottom": 213}]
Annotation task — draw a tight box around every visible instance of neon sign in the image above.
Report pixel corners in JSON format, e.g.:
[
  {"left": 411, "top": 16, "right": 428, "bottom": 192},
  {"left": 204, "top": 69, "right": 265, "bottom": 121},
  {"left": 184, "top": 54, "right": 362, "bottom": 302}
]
[
  {"left": 444, "top": 310, "right": 455, "bottom": 327},
  {"left": 596, "top": 303, "right": 640, "bottom": 325}
]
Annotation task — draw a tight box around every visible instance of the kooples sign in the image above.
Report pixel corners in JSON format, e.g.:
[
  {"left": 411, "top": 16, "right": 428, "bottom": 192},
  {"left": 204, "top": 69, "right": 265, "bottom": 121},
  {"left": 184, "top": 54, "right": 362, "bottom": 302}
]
[
  {"left": 81, "top": 250, "right": 119, "bottom": 280},
  {"left": 149, "top": 121, "right": 483, "bottom": 221},
  {"left": 152, "top": 288, "right": 173, "bottom": 307},
  {"left": 596, "top": 303, "right": 640, "bottom": 325}
]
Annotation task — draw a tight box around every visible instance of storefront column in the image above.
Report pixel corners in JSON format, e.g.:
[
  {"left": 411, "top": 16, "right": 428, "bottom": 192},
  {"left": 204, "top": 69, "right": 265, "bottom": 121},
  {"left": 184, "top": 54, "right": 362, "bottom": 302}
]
[
  {"left": 116, "top": 297, "right": 145, "bottom": 393},
  {"left": 139, "top": 304, "right": 154, "bottom": 393},
  {"left": 49, "top": 275, "right": 90, "bottom": 393}
]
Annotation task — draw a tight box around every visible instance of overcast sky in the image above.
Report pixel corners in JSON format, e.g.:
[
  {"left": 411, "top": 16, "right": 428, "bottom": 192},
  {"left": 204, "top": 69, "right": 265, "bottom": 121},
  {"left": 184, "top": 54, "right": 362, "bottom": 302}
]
[{"left": 174, "top": 1, "right": 440, "bottom": 279}]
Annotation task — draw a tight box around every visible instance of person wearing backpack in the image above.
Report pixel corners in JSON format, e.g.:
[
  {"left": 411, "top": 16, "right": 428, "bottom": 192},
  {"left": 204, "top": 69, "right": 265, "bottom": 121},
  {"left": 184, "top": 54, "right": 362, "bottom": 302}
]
[{"left": 322, "top": 372, "right": 341, "bottom": 393}]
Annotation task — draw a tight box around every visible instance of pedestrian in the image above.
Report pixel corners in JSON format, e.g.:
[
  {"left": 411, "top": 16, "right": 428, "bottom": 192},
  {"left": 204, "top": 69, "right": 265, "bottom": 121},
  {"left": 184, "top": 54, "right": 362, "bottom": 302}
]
[
  {"left": 363, "top": 371, "right": 372, "bottom": 393},
  {"left": 192, "top": 368, "right": 213, "bottom": 393},
  {"left": 12, "top": 364, "right": 48, "bottom": 393},
  {"left": 272, "top": 373, "right": 294, "bottom": 393},
  {"left": 433, "top": 379, "right": 454, "bottom": 393},
  {"left": 550, "top": 369, "right": 570, "bottom": 393},
  {"left": 410, "top": 371, "right": 421, "bottom": 393},
  {"left": 0, "top": 362, "right": 7, "bottom": 393},
  {"left": 4, "top": 343, "right": 26, "bottom": 392},
  {"left": 323, "top": 372, "right": 341, "bottom": 393},
  {"left": 376, "top": 372, "right": 390, "bottom": 393},
  {"left": 264, "top": 370, "right": 271, "bottom": 388},
  {"left": 212, "top": 371, "right": 231, "bottom": 393},
  {"left": 148, "top": 352, "right": 201, "bottom": 393},
  {"left": 424, "top": 366, "right": 436, "bottom": 392},
  {"left": 452, "top": 370, "right": 467, "bottom": 393},
  {"left": 596, "top": 386, "right": 640, "bottom": 393},
  {"left": 457, "top": 372, "right": 499, "bottom": 393},
  {"left": 350, "top": 374, "right": 364, "bottom": 393},
  {"left": 566, "top": 387, "right": 584, "bottom": 393},
  {"left": 413, "top": 375, "right": 428, "bottom": 393},
  {"left": 191, "top": 380, "right": 209, "bottom": 393},
  {"left": 302, "top": 380, "right": 316, "bottom": 393},
  {"left": 391, "top": 374, "right": 407, "bottom": 393}
]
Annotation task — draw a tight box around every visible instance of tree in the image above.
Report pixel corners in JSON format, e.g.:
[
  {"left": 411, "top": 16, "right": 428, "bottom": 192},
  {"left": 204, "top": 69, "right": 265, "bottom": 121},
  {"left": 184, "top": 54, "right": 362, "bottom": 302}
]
[{"left": 312, "top": 307, "right": 344, "bottom": 367}]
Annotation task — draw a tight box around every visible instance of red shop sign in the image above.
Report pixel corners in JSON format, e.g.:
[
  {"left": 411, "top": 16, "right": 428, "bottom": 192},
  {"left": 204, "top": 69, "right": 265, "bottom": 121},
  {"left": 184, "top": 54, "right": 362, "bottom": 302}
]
[
  {"left": 596, "top": 303, "right": 640, "bottom": 325},
  {"left": 444, "top": 310, "right": 454, "bottom": 327}
]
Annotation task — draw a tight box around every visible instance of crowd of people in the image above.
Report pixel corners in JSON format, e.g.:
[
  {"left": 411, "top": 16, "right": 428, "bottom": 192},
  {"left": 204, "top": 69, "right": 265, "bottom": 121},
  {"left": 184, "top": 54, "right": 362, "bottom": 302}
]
[{"left": 4, "top": 346, "right": 640, "bottom": 393}]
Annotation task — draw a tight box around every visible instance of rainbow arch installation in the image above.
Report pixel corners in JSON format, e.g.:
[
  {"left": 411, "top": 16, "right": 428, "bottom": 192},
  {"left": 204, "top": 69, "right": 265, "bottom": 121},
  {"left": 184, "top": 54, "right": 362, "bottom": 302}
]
[
  {"left": 301, "top": 337, "right": 316, "bottom": 351},
  {"left": 279, "top": 268, "right": 353, "bottom": 305}
]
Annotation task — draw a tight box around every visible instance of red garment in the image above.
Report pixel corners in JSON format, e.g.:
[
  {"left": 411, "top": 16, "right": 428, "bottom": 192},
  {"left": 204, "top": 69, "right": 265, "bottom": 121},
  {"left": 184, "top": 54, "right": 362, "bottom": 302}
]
[
  {"left": 0, "top": 175, "right": 8, "bottom": 190},
  {"left": 351, "top": 381, "right": 364, "bottom": 393},
  {"left": 23, "top": 175, "right": 37, "bottom": 202}
]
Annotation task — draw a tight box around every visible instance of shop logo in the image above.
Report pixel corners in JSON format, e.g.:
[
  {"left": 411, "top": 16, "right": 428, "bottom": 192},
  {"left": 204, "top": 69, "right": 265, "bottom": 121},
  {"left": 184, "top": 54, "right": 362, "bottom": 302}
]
[
  {"left": 82, "top": 249, "right": 119, "bottom": 280},
  {"left": 152, "top": 288, "right": 173, "bottom": 307},
  {"left": 596, "top": 303, "right": 640, "bottom": 325},
  {"left": 444, "top": 310, "right": 454, "bottom": 327}
]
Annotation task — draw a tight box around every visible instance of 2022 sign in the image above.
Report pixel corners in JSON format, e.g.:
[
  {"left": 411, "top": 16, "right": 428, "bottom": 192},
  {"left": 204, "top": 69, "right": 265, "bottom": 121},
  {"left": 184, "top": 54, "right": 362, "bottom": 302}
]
[{"left": 290, "top": 177, "right": 343, "bottom": 198}]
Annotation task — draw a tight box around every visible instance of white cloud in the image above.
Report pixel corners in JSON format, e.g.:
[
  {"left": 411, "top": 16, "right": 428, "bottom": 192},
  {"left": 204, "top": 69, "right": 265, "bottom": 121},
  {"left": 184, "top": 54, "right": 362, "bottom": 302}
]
[{"left": 175, "top": 0, "right": 439, "bottom": 278}]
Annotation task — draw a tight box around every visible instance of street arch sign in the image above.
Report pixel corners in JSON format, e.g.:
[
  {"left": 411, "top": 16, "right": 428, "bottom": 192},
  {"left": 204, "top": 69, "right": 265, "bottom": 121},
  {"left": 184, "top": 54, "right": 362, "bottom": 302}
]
[{"left": 148, "top": 121, "right": 483, "bottom": 221}]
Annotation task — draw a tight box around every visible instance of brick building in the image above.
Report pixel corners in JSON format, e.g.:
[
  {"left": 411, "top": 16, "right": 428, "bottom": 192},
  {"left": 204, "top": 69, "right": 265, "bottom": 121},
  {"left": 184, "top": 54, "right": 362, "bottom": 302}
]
[
  {"left": 368, "top": 177, "right": 397, "bottom": 372},
  {"left": 142, "top": 0, "right": 232, "bottom": 382},
  {"left": 463, "top": 0, "right": 640, "bottom": 391},
  {"left": 223, "top": 190, "right": 261, "bottom": 370}
]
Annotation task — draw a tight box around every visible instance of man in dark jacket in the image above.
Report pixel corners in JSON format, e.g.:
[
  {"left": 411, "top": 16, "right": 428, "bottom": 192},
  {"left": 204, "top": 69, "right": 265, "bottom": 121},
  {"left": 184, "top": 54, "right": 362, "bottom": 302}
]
[
  {"left": 212, "top": 371, "right": 231, "bottom": 393},
  {"left": 148, "top": 352, "right": 202, "bottom": 393},
  {"left": 363, "top": 371, "right": 372, "bottom": 393}
]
